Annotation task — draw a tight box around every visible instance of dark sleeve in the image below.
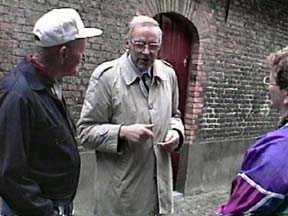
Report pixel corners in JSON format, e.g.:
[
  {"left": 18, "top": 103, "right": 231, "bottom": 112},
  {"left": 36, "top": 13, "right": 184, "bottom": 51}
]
[
  {"left": 0, "top": 92, "right": 54, "bottom": 216},
  {"left": 172, "top": 128, "right": 184, "bottom": 151}
]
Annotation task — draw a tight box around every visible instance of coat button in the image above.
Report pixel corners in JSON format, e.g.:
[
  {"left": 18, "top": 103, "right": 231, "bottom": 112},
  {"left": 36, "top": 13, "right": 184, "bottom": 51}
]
[{"left": 148, "top": 104, "right": 153, "bottom": 109}]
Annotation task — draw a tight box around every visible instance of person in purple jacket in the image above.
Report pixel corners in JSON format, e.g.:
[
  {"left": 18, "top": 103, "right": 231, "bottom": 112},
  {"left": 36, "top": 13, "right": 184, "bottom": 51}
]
[{"left": 217, "top": 46, "right": 288, "bottom": 216}]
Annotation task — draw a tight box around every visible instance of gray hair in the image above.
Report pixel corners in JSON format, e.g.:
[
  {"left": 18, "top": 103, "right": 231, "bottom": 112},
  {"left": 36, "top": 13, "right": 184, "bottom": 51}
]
[{"left": 127, "top": 15, "right": 162, "bottom": 44}]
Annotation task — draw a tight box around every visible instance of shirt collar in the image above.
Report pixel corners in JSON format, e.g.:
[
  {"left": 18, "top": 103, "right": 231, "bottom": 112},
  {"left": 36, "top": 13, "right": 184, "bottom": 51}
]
[{"left": 119, "top": 52, "right": 167, "bottom": 85}]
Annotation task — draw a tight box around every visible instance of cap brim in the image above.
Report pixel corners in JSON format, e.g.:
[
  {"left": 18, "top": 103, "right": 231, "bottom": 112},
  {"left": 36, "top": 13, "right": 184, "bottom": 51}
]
[{"left": 77, "top": 28, "right": 102, "bottom": 39}]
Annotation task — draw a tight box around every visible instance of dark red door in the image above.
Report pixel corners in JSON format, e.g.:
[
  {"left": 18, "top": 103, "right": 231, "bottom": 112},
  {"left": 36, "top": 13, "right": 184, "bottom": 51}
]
[{"left": 156, "top": 13, "right": 192, "bottom": 188}]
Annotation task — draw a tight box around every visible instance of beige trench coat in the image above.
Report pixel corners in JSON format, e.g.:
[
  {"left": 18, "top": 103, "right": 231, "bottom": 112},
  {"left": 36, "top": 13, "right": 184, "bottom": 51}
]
[{"left": 78, "top": 53, "right": 184, "bottom": 216}]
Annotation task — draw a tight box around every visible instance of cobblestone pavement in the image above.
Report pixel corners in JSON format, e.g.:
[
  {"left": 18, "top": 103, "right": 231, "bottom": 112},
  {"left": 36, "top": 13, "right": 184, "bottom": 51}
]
[
  {"left": 75, "top": 184, "right": 230, "bottom": 216},
  {"left": 169, "top": 185, "right": 230, "bottom": 216}
]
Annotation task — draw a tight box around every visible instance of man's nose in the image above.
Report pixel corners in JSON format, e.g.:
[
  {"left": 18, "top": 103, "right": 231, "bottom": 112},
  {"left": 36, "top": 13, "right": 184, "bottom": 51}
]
[{"left": 142, "top": 45, "right": 150, "bottom": 54}]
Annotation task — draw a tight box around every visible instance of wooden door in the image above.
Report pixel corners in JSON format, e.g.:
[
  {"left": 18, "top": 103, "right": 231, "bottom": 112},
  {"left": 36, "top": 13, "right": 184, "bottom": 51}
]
[{"left": 156, "top": 13, "right": 192, "bottom": 188}]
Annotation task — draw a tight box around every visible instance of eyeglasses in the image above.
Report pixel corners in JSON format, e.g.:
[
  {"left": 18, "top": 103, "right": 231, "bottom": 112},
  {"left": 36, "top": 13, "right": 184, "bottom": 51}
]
[
  {"left": 263, "top": 76, "right": 277, "bottom": 86},
  {"left": 130, "top": 39, "right": 160, "bottom": 53}
]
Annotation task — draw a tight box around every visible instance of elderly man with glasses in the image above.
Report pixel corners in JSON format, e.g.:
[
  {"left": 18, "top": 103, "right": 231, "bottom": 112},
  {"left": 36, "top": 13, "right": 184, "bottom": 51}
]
[
  {"left": 78, "top": 15, "right": 184, "bottom": 216},
  {"left": 217, "top": 47, "right": 288, "bottom": 216}
]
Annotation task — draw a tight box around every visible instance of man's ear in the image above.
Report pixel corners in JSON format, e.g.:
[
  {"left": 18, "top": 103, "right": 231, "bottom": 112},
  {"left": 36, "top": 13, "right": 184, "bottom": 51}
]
[
  {"left": 125, "top": 40, "right": 129, "bottom": 50},
  {"left": 59, "top": 45, "right": 67, "bottom": 64},
  {"left": 283, "top": 91, "right": 288, "bottom": 105}
]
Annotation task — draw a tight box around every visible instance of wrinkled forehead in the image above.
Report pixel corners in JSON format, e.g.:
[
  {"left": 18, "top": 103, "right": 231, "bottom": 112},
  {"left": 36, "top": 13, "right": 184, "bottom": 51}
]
[{"left": 131, "top": 25, "right": 161, "bottom": 42}]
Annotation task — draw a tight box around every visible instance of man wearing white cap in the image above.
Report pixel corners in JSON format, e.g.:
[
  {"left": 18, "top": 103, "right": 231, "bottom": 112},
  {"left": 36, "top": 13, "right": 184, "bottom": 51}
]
[{"left": 0, "top": 8, "right": 102, "bottom": 216}]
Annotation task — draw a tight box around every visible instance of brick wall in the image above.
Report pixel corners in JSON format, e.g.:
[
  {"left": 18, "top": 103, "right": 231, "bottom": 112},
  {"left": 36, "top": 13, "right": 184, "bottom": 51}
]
[
  {"left": 183, "top": 0, "right": 288, "bottom": 192},
  {"left": 196, "top": 0, "right": 287, "bottom": 144}
]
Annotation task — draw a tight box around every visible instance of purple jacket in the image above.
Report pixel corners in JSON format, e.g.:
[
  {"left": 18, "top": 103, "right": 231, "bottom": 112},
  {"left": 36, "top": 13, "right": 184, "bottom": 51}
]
[{"left": 218, "top": 124, "right": 288, "bottom": 215}]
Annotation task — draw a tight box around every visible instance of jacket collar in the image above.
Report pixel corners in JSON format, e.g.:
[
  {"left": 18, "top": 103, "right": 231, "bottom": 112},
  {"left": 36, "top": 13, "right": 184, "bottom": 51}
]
[
  {"left": 153, "top": 59, "right": 168, "bottom": 81},
  {"left": 118, "top": 53, "right": 139, "bottom": 85},
  {"left": 119, "top": 52, "right": 168, "bottom": 86},
  {"left": 21, "top": 57, "right": 54, "bottom": 91}
]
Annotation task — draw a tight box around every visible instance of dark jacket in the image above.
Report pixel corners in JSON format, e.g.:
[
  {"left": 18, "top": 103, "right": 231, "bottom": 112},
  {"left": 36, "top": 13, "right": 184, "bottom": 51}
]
[{"left": 0, "top": 58, "right": 80, "bottom": 216}]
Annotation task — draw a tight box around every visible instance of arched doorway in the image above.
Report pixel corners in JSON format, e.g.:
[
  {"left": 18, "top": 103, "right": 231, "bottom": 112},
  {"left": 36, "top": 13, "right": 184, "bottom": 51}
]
[{"left": 155, "top": 12, "right": 197, "bottom": 190}]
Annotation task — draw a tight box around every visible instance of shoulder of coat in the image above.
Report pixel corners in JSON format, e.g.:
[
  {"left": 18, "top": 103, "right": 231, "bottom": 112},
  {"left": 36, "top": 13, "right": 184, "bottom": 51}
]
[
  {"left": 160, "top": 59, "right": 173, "bottom": 68},
  {"left": 93, "top": 59, "right": 118, "bottom": 80},
  {"left": 158, "top": 59, "right": 175, "bottom": 76}
]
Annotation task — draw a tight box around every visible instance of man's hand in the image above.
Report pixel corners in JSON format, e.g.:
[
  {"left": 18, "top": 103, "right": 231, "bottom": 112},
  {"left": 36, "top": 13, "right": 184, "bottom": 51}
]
[
  {"left": 160, "top": 130, "right": 180, "bottom": 153},
  {"left": 119, "top": 124, "right": 154, "bottom": 143}
]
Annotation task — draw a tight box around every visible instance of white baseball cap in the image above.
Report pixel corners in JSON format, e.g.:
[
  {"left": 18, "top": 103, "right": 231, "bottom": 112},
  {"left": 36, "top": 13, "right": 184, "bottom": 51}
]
[{"left": 33, "top": 8, "right": 102, "bottom": 47}]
